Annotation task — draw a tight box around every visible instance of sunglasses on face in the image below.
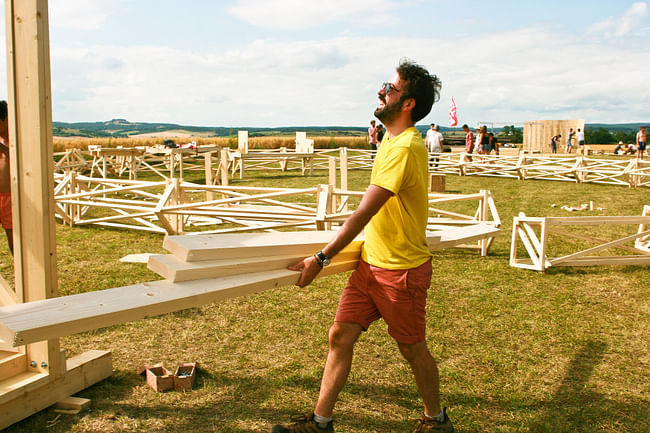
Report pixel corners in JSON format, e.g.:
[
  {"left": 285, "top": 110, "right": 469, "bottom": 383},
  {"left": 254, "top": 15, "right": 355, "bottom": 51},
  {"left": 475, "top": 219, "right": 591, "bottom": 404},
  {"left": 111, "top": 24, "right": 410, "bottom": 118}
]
[{"left": 381, "top": 82, "right": 401, "bottom": 94}]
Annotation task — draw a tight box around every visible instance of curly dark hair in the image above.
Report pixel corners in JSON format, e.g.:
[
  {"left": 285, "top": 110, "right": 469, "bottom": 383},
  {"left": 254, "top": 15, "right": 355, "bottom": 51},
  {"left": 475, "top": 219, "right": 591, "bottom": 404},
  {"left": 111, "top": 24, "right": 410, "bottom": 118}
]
[
  {"left": 396, "top": 58, "right": 441, "bottom": 123},
  {"left": 0, "top": 101, "right": 6, "bottom": 121}
]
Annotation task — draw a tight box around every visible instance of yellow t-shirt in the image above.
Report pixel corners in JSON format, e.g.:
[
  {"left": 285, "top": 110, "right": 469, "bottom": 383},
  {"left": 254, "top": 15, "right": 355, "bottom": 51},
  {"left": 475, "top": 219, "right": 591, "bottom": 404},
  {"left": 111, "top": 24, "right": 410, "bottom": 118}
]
[{"left": 361, "top": 126, "right": 432, "bottom": 269}]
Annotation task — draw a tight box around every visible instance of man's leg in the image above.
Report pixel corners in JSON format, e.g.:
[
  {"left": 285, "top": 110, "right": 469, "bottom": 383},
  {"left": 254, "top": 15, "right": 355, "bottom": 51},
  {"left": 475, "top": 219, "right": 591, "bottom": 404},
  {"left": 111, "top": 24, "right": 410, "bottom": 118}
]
[
  {"left": 397, "top": 340, "right": 441, "bottom": 417},
  {"left": 314, "top": 322, "right": 363, "bottom": 418}
]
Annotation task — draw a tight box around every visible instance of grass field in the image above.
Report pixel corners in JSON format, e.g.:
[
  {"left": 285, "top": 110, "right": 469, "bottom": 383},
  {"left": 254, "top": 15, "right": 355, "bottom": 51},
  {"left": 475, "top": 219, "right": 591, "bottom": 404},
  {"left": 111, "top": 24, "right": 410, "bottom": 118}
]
[{"left": 1, "top": 169, "right": 648, "bottom": 433}]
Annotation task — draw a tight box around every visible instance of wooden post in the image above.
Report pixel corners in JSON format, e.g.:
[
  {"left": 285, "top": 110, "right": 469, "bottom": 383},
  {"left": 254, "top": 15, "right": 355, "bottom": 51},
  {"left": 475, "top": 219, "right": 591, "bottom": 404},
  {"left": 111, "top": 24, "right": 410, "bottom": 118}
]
[
  {"left": 0, "top": 3, "right": 112, "bottom": 428},
  {"left": 220, "top": 148, "right": 229, "bottom": 187},
  {"left": 315, "top": 184, "right": 333, "bottom": 230},
  {"left": 204, "top": 151, "right": 214, "bottom": 201},
  {"left": 328, "top": 156, "right": 337, "bottom": 187},
  {"left": 6, "top": 0, "right": 61, "bottom": 377},
  {"left": 429, "top": 174, "right": 446, "bottom": 192},
  {"left": 340, "top": 147, "right": 349, "bottom": 212}
]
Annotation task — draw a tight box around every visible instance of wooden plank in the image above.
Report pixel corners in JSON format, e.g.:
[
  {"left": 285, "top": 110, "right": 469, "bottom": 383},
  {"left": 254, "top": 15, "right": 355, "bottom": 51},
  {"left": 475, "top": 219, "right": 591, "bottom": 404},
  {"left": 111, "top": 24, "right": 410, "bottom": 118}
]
[
  {"left": 54, "top": 396, "right": 91, "bottom": 414},
  {"left": 0, "top": 277, "right": 18, "bottom": 306},
  {"left": 428, "top": 224, "right": 500, "bottom": 250},
  {"left": 0, "top": 262, "right": 358, "bottom": 347},
  {"left": 545, "top": 216, "right": 650, "bottom": 226},
  {"left": 162, "top": 230, "right": 362, "bottom": 262},
  {"left": 0, "top": 350, "right": 111, "bottom": 430},
  {"left": 0, "top": 351, "right": 26, "bottom": 382},
  {"left": 147, "top": 249, "right": 362, "bottom": 282},
  {"left": 556, "top": 255, "right": 650, "bottom": 267}
]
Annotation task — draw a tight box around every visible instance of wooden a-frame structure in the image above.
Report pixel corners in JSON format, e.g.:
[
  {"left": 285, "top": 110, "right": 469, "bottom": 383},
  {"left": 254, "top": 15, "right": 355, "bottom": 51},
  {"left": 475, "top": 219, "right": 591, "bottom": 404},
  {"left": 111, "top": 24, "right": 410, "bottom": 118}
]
[{"left": 0, "top": 1, "right": 112, "bottom": 428}]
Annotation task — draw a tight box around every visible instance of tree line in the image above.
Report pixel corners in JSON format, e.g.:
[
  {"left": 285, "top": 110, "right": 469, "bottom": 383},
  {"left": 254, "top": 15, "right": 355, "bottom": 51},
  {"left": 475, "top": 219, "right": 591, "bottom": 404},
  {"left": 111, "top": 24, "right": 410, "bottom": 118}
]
[{"left": 585, "top": 127, "right": 637, "bottom": 144}]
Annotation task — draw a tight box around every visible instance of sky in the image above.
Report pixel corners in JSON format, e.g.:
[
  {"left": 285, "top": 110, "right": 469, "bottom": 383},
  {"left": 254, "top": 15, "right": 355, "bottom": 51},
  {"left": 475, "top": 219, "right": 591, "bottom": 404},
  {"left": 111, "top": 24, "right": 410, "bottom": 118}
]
[{"left": 0, "top": 0, "right": 649, "bottom": 128}]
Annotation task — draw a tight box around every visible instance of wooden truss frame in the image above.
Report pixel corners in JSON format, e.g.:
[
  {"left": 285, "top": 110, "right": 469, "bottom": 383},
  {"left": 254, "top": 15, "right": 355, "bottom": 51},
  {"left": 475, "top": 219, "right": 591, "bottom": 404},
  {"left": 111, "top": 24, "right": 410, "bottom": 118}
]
[
  {"left": 52, "top": 171, "right": 501, "bottom": 254},
  {"left": 510, "top": 209, "right": 650, "bottom": 271},
  {"left": 424, "top": 152, "right": 649, "bottom": 188}
]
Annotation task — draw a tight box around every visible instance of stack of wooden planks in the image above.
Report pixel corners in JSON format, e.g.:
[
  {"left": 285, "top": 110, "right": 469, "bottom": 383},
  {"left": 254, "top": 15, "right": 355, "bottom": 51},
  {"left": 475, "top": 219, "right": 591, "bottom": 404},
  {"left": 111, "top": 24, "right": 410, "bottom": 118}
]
[
  {"left": 147, "top": 231, "right": 363, "bottom": 282},
  {"left": 0, "top": 230, "right": 460, "bottom": 347}
]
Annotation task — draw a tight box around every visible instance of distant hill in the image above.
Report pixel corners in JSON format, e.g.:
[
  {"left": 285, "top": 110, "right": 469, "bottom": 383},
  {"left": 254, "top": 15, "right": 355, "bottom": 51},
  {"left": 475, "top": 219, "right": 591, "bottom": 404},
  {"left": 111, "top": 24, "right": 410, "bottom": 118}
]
[
  {"left": 52, "top": 119, "right": 367, "bottom": 138},
  {"left": 52, "top": 119, "right": 648, "bottom": 139}
]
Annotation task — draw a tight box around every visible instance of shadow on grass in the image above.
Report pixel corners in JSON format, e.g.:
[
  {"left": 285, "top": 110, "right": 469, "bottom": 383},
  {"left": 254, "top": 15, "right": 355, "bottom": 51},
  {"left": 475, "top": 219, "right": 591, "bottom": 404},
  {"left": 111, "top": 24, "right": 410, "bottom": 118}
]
[
  {"left": 444, "top": 339, "right": 649, "bottom": 433},
  {"left": 544, "top": 264, "right": 649, "bottom": 276},
  {"left": 4, "top": 368, "right": 424, "bottom": 433},
  {"left": 6, "top": 342, "right": 648, "bottom": 432}
]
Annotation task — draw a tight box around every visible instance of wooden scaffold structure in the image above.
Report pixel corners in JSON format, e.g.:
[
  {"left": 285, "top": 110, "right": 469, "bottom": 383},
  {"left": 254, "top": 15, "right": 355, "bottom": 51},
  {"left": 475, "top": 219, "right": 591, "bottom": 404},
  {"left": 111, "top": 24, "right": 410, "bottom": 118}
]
[{"left": 422, "top": 152, "right": 650, "bottom": 188}]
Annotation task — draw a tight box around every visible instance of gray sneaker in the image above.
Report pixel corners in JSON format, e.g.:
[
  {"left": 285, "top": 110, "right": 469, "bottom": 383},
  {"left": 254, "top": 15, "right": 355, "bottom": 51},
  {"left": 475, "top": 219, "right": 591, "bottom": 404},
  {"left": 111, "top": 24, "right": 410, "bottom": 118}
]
[{"left": 412, "top": 407, "right": 454, "bottom": 433}]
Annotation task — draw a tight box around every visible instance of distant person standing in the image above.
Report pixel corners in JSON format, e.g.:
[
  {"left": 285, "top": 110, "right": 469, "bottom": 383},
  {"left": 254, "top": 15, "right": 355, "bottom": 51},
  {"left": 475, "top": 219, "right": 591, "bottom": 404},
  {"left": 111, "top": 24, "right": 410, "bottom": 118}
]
[
  {"left": 577, "top": 128, "right": 585, "bottom": 153},
  {"left": 474, "top": 126, "right": 481, "bottom": 154},
  {"left": 488, "top": 132, "right": 499, "bottom": 155},
  {"left": 636, "top": 126, "right": 646, "bottom": 160},
  {"left": 565, "top": 128, "right": 575, "bottom": 153},
  {"left": 368, "top": 120, "right": 378, "bottom": 152},
  {"left": 463, "top": 124, "right": 474, "bottom": 161},
  {"left": 0, "top": 101, "right": 13, "bottom": 254},
  {"left": 480, "top": 126, "right": 490, "bottom": 155},
  {"left": 425, "top": 123, "right": 444, "bottom": 153},
  {"left": 550, "top": 134, "right": 561, "bottom": 154},
  {"left": 425, "top": 124, "right": 444, "bottom": 167},
  {"left": 376, "top": 124, "right": 385, "bottom": 146}
]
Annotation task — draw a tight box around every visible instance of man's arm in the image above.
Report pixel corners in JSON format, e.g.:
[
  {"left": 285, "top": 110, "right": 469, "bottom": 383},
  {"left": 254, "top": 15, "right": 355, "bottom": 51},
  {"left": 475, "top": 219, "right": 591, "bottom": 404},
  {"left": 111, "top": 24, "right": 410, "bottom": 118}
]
[{"left": 288, "top": 184, "right": 393, "bottom": 287}]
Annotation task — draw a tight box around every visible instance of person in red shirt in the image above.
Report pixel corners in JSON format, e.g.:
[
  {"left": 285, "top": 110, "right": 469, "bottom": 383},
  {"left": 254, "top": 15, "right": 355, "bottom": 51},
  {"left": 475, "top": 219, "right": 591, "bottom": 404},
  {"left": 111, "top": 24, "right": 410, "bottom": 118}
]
[{"left": 0, "top": 101, "right": 12, "bottom": 255}]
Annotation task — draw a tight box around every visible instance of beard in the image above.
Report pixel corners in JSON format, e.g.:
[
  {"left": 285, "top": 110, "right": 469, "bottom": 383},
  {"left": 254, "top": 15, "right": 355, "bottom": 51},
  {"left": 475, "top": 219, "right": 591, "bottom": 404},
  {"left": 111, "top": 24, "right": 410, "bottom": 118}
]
[{"left": 374, "top": 96, "right": 403, "bottom": 125}]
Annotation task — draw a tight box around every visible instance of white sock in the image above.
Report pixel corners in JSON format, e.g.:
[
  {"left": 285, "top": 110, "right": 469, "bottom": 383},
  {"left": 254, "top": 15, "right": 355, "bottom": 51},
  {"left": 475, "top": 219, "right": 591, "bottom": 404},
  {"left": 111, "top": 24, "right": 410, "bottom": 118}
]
[
  {"left": 313, "top": 413, "right": 332, "bottom": 428},
  {"left": 424, "top": 409, "right": 445, "bottom": 422}
]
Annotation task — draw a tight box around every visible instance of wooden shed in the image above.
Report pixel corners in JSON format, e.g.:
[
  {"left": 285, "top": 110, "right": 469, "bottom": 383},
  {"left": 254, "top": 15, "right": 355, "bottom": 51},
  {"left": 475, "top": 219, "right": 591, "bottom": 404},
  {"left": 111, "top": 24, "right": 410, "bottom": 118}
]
[{"left": 523, "top": 119, "right": 585, "bottom": 153}]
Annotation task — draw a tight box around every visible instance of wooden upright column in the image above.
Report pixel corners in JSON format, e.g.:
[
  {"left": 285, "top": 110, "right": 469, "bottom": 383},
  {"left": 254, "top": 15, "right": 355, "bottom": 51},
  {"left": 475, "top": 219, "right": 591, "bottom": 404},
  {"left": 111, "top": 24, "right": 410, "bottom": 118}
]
[
  {"left": 6, "top": 0, "right": 61, "bottom": 377},
  {"left": 0, "top": 1, "right": 112, "bottom": 429}
]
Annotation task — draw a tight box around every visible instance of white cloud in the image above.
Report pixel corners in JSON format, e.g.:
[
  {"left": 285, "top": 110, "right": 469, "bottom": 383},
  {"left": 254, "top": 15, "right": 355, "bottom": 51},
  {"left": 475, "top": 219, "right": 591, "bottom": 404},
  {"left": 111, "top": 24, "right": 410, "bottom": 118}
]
[
  {"left": 47, "top": 22, "right": 650, "bottom": 127},
  {"left": 587, "top": 1, "right": 648, "bottom": 38},
  {"left": 228, "top": 0, "right": 402, "bottom": 29},
  {"left": 49, "top": 0, "right": 125, "bottom": 30},
  {"left": 2, "top": 2, "right": 649, "bottom": 127}
]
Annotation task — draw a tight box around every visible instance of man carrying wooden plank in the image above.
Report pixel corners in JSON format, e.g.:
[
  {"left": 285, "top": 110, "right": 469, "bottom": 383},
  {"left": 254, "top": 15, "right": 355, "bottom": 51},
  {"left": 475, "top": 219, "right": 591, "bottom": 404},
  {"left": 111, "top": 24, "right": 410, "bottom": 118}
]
[{"left": 273, "top": 60, "right": 453, "bottom": 433}]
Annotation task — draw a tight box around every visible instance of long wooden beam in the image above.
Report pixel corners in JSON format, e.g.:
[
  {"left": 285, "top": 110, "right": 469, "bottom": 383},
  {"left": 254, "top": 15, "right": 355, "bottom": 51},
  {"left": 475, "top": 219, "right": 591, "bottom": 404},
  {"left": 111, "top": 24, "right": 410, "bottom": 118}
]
[{"left": 0, "top": 261, "right": 357, "bottom": 347}]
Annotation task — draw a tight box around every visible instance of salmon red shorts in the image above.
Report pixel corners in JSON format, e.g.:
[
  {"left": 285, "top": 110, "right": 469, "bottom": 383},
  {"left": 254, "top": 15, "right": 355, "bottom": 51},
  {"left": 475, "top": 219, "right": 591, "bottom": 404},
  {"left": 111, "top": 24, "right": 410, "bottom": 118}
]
[
  {"left": 0, "top": 193, "right": 11, "bottom": 229},
  {"left": 335, "top": 258, "right": 432, "bottom": 344}
]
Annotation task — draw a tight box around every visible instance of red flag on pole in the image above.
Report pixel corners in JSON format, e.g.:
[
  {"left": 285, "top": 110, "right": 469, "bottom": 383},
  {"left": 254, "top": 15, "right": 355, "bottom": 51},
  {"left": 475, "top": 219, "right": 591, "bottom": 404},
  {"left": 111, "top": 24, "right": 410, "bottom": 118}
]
[{"left": 449, "top": 97, "right": 458, "bottom": 127}]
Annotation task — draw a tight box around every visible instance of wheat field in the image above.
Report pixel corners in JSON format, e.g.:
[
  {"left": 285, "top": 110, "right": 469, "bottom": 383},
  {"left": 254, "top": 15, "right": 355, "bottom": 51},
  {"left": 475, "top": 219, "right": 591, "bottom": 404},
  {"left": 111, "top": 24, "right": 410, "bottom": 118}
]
[{"left": 53, "top": 136, "right": 369, "bottom": 152}]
